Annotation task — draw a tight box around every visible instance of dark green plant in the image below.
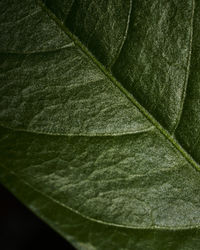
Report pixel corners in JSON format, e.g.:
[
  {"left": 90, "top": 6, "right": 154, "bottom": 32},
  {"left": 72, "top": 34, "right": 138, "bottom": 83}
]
[{"left": 0, "top": 0, "right": 200, "bottom": 249}]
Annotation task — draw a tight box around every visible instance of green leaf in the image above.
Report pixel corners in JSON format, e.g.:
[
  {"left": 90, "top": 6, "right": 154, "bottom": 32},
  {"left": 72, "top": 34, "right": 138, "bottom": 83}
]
[{"left": 0, "top": 0, "right": 200, "bottom": 249}]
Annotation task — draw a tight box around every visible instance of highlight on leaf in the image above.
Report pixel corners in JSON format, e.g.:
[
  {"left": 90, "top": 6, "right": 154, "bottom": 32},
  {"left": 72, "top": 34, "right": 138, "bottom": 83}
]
[{"left": 0, "top": 0, "right": 200, "bottom": 249}]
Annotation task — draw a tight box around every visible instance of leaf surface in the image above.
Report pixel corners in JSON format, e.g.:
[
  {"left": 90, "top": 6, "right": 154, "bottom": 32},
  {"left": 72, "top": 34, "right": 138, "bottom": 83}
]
[{"left": 0, "top": 0, "right": 200, "bottom": 249}]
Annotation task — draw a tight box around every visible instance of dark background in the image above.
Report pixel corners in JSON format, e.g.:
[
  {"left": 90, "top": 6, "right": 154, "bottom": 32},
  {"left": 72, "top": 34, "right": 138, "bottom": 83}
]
[{"left": 0, "top": 184, "right": 75, "bottom": 250}]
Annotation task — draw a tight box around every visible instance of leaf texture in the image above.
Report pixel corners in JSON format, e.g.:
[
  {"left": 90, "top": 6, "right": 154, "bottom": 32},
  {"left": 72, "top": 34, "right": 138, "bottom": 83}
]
[
  {"left": 44, "top": 0, "right": 132, "bottom": 67},
  {"left": 0, "top": 0, "right": 200, "bottom": 249}
]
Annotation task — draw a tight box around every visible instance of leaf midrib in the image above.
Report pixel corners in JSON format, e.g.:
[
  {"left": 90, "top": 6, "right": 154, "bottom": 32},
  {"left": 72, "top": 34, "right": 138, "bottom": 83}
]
[{"left": 35, "top": 0, "right": 200, "bottom": 173}]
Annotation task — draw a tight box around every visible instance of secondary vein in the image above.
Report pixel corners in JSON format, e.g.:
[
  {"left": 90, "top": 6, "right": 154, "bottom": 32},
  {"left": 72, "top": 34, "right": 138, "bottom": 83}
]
[
  {"left": 109, "top": 0, "right": 132, "bottom": 68},
  {"left": 172, "top": 0, "right": 195, "bottom": 133}
]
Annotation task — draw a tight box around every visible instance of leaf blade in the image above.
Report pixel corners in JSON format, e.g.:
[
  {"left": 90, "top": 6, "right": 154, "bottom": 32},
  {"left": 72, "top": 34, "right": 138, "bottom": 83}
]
[
  {"left": 0, "top": 0, "right": 200, "bottom": 249},
  {"left": 1, "top": 156, "right": 200, "bottom": 250}
]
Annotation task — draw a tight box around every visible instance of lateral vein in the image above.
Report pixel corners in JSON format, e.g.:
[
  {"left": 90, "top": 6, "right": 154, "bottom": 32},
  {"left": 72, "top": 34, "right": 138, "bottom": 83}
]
[
  {"left": 0, "top": 43, "right": 75, "bottom": 55},
  {"left": 109, "top": 0, "right": 132, "bottom": 68},
  {"left": 0, "top": 124, "right": 155, "bottom": 137},
  {"left": 172, "top": 0, "right": 195, "bottom": 133}
]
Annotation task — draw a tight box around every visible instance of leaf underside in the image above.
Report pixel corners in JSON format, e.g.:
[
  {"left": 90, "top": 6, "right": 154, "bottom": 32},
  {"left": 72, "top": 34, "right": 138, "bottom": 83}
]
[{"left": 0, "top": 0, "right": 200, "bottom": 249}]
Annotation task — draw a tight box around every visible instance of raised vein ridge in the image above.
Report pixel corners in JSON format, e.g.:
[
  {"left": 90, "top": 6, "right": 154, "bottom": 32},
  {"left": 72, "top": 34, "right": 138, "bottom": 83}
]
[
  {"left": 0, "top": 43, "right": 75, "bottom": 54},
  {"left": 110, "top": 0, "right": 132, "bottom": 68},
  {"left": 0, "top": 124, "right": 155, "bottom": 137},
  {"left": 172, "top": 0, "right": 195, "bottom": 133}
]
